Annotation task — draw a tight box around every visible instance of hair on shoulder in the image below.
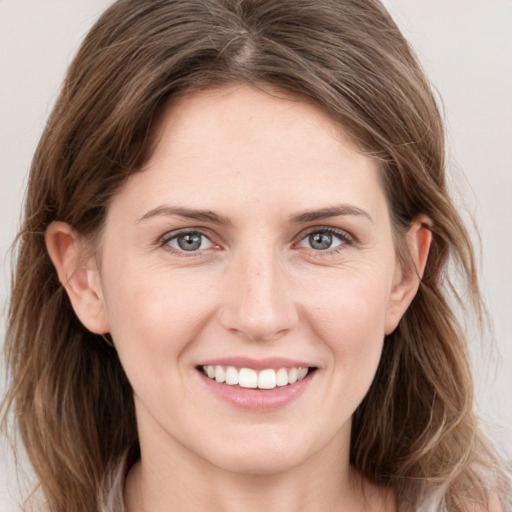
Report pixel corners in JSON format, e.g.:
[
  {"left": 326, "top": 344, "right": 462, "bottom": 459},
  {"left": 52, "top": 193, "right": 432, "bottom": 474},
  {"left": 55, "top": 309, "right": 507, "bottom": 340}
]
[{"left": 1, "top": 1, "right": 511, "bottom": 511}]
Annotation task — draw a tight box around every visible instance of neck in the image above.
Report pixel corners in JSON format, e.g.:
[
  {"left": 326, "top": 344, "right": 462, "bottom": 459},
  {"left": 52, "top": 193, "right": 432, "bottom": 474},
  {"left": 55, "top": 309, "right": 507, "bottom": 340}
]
[{"left": 124, "top": 428, "right": 393, "bottom": 512}]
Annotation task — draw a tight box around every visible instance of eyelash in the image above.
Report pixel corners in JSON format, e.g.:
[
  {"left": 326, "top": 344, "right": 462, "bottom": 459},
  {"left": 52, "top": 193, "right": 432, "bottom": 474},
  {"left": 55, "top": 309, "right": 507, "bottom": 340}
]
[
  {"left": 158, "top": 229, "right": 218, "bottom": 257},
  {"left": 157, "top": 226, "right": 354, "bottom": 257},
  {"left": 296, "top": 227, "right": 353, "bottom": 254}
]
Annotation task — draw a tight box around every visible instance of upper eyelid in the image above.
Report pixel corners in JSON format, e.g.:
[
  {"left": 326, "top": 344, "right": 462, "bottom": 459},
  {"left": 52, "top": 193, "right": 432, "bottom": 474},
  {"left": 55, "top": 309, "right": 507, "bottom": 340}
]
[
  {"left": 156, "top": 225, "right": 355, "bottom": 251},
  {"left": 293, "top": 225, "right": 354, "bottom": 244},
  {"left": 158, "top": 227, "right": 216, "bottom": 243},
  {"left": 157, "top": 229, "right": 218, "bottom": 256}
]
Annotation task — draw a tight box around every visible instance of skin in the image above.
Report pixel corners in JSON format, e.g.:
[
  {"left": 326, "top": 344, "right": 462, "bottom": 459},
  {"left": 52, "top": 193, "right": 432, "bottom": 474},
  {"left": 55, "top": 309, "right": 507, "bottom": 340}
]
[{"left": 46, "top": 85, "right": 431, "bottom": 511}]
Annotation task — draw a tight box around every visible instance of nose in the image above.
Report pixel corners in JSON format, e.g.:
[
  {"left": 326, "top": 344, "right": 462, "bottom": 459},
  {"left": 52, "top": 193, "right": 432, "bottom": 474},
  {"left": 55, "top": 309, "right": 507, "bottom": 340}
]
[{"left": 219, "top": 246, "right": 299, "bottom": 342}]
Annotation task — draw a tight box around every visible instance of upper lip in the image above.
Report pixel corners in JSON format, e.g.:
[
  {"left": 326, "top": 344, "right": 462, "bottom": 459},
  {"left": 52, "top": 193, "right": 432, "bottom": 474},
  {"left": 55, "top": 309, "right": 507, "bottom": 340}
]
[{"left": 196, "top": 357, "right": 316, "bottom": 370}]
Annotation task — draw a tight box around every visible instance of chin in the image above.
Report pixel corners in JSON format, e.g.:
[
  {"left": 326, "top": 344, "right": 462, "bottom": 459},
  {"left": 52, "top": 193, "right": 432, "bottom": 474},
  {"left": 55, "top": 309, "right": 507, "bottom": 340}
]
[
  {"left": 209, "top": 449, "right": 305, "bottom": 476},
  {"left": 193, "top": 425, "right": 324, "bottom": 477}
]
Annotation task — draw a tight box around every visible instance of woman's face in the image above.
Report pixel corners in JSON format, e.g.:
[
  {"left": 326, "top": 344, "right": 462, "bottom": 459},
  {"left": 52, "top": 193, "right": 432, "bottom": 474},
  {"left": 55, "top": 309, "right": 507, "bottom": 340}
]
[{"left": 89, "top": 85, "right": 419, "bottom": 475}]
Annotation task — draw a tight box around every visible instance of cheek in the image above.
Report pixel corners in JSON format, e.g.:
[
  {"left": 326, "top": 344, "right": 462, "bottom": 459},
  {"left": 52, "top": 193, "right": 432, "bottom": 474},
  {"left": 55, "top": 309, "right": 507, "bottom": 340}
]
[
  {"left": 304, "top": 266, "right": 393, "bottom": 382},
  {"left": 101, "top": 262, "right": 218, "bottom": 373},
  {"left": 306, "top": 264, "right": 392, "bottom": 338}
]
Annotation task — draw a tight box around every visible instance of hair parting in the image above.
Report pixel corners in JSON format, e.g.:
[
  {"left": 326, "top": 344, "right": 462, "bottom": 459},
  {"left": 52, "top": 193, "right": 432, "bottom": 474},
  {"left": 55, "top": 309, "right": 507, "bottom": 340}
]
[{"left": 2, "top": 1, "right": 510, "bottom": 510}]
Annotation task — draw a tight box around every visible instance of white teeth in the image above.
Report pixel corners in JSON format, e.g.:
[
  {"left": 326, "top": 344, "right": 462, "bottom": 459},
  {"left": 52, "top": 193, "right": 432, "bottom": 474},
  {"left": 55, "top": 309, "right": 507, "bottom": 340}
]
[
  {"left": 225, "top": 366, "right": 239, "bottom": 385},
  {"left": 258, "top": 369, "right": 277, "bottom": 389},
  {"left": 276, "top": 368, "right": 289, "bottom": 387},
  {"left": 202, "top": 365, "right": 311, "bottom": 389},
  {"left": 288, "top": 367, "right": 298, "bottom": 384},
  {"left": 297, "top": 367, "right": 308, "bottom": 380},
  {"left": 238, "top": 368, "right": 258, "bottom": 388},
  {"left": 214, "top": 365, "right": 225, "bottom": 383}
]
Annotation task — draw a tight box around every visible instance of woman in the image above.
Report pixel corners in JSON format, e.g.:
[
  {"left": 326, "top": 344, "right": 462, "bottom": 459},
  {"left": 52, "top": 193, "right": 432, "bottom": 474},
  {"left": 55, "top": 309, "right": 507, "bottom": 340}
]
[{"left": 1, "top": 0, "right": 510, "bottom": 510}]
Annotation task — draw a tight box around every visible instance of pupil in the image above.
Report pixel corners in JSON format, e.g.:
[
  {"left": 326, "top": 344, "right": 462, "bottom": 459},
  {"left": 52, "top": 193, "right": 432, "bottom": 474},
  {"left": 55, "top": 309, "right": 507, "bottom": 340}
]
[
  {"left": 178, "top": 233, "right": 202, "bottom": 251},
  {"left": 309, "top": 232, "right": 332, "bottom": 250}
]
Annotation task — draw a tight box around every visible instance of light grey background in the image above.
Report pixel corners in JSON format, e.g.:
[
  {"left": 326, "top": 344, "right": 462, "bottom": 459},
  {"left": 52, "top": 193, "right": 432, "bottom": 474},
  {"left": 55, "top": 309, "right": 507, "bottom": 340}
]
[{"left": 1, "top": 1, "right": 511, "bottom": 509}]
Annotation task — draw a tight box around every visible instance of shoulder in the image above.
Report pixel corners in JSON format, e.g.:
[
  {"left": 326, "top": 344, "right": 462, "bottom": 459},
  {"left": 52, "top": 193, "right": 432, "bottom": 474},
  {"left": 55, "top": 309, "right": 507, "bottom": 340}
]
[
  {"left": 359, "top": 476, "right": 397, "bottom": 512},
  {"left": 465, "top": 493, "right": 503, "bottom": 512},
  {"left": 486, "top": 493, "right": 503, "bottom": 512}
]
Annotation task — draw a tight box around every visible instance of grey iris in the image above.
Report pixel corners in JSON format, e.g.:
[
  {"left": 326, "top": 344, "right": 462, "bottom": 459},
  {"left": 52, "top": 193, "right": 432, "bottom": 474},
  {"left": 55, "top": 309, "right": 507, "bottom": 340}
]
[
  {"left": 177, "top": 232, "right": 202, "bottom": 251},
  {"left": 309, "top": 231, "right": 333, "bottom": 250}
]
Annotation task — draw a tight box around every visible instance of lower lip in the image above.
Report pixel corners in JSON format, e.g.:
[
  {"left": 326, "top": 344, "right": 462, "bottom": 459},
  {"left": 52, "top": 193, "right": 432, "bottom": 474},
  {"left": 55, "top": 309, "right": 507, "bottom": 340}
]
[{"left": 197, "top": 370, "right": 314, "bottom": 412}]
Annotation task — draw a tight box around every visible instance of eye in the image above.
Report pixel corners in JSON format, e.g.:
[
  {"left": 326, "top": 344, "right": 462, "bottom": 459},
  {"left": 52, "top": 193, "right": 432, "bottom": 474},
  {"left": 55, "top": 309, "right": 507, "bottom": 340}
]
[
  {"left": 297, "top": 229, "right": 348, "bottom": 251},
  {"left": 163, "top": 230, "right": 214, "bottom": 252}
]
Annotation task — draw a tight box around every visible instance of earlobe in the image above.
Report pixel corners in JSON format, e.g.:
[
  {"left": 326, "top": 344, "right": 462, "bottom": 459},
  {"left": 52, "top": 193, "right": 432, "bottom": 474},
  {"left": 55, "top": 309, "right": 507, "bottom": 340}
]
[
  {"left": 384, "top": 216, "right": 432, "bottom": 335},
  {"left": 45, "top": 221, "right": 110, "bottom": 334}
]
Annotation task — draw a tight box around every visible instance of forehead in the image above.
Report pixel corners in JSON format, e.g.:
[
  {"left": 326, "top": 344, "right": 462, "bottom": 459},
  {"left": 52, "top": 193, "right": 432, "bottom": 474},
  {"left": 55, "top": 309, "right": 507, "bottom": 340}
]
[
  {"left": 154, "top": 84, "right": 356, "bottom": 163},
  {"left": 111, "top": 84, "right": 386, "bottom": 222}
]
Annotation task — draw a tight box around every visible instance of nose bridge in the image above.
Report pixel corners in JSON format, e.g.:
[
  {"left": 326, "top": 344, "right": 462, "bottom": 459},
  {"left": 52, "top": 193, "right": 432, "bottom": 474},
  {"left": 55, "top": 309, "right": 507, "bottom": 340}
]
[{"left": 220, "top": 241, "right": 298, "bottom": 341}]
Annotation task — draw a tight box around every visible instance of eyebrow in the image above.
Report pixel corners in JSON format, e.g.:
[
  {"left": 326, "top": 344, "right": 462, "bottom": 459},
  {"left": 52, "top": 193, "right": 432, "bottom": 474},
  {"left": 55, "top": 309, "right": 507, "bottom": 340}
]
[
  {"left": 289, "top": 204, "right": 373, "bottom": 224},
  {"left": 137, "top": 206, "right": 232, "bottom": 225},
  {"left": 137, "top": 203, "right": 373, "bottom": 225}
]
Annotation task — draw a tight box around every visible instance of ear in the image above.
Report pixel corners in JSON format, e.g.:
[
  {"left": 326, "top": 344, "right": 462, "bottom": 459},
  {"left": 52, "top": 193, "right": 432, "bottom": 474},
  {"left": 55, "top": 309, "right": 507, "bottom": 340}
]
[
  {"left": 45, "top": 221, "right": 110, "bottom": 334},
  {"left": 384, "top": 216, "right": 432, "bottom": 335}
]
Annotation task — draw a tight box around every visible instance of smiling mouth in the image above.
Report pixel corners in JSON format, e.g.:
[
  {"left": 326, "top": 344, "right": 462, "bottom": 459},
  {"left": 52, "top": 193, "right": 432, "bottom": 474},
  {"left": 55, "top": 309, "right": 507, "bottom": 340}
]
[{"left": 199, "top": 365, "right": 316, "bottom": 390}]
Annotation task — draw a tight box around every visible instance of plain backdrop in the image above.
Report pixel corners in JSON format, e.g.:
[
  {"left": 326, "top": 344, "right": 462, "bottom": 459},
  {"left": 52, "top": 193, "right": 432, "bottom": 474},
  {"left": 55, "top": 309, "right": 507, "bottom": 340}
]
[{"left": 1, "top": 1, "right": 511, "bottom": 510}]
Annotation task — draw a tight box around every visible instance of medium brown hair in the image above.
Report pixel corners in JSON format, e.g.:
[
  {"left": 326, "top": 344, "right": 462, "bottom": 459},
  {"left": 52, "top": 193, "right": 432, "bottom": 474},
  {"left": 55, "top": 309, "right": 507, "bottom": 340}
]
[{"left": 2, "top": 0, "right": 510, "bottom": 510}]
